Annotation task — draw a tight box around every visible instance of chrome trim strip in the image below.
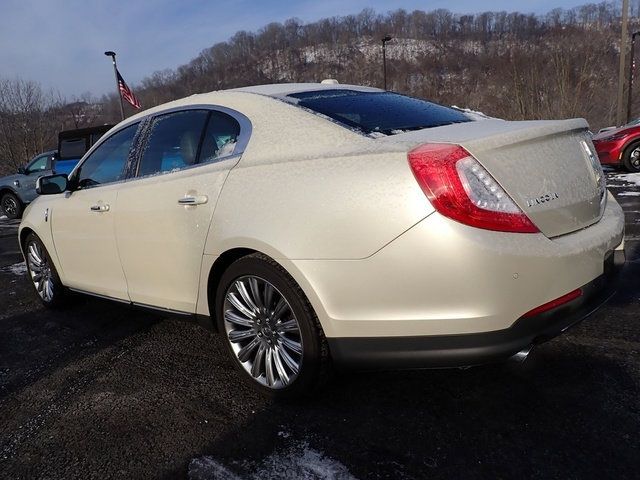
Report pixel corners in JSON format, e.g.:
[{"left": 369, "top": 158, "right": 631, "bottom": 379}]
[
  {"left": 130, "top": 302, "right": 193, "bottom": 316},
  {"left": 67, "top": 288, "right": 193, "bottom": 317},
  {"left": 68, "top": 287, "right": 131, "bottom": 304}
]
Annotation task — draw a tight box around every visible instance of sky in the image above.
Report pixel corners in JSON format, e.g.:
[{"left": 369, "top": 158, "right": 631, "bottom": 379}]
[{"left": 0, "top": 0, "right": 596, "bottom": 99}]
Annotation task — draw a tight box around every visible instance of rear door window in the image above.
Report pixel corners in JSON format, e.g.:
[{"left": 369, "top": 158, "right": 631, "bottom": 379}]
[
  {"left": 285, "top": 89, "right": 471, "bottom": 136},
  {"left": 137, "top": 110, "right": 209, "bottom": 177},
  {"left": 199, "top": 111, "right": 241, "bottom": 163}
]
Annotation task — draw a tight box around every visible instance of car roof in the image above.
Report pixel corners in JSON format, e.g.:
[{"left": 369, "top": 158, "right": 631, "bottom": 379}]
[
  {"left": 121, "top": 83, "right": 384, "bottom": 130},
  {"left": 31, "top": 150, "right": 57, "bottom": 159},
  {"left": 228, "top": 82, "right": 382, "bottom": 97}
]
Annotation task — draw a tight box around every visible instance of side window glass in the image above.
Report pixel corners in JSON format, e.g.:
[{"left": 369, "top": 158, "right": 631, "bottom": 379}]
[
  {"left": 26, "top": 155, "right": 49, "bottom": 174},
  {"left": 76, "top": 123, "right": 138, "bottom": 189},
  {"left": 137, "top": 110, "right": 209, "bottom": 177},
  {"left": 59, "top": 138, "right": 87, "bottom": 159},
  {"left": 199, "top": 112, "right": 241, "bottom": 163}
]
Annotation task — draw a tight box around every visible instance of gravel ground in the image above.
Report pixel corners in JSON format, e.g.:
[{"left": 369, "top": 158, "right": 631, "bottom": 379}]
[{"left": 0, "top": 172, "right": 639, "bottom": 479}]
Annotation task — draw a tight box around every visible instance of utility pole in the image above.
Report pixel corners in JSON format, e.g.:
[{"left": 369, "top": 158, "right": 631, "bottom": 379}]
[
  {"left": 628, "top": 31, "right": 640, "bottom": 123},
  {"left": 381, "top": 35, "right": 392, "bottom": 90},
  {"left": 617, "top": 0, "right": 630, "bottom": 126},
  {"left": 104, "top": 51, "right": 125, "bottom": 121}
]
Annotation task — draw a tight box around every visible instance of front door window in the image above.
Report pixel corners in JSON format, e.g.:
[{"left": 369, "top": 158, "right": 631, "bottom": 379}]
[{"left": 76, "top": 123, "right": 138, "bottom": 189}]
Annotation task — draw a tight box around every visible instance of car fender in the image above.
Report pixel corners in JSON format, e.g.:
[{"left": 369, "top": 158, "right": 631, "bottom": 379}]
[
  {"left": 18, "top": 198, "right": 66, "bottom": 283},
  {"left": 619, "top": 134, "right": 640, "bottom": 160}
]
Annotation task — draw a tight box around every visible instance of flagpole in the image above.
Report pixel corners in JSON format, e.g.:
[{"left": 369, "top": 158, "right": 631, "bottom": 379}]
[{"left": 104, "top": 51, "right": 125, "bottom": 121}]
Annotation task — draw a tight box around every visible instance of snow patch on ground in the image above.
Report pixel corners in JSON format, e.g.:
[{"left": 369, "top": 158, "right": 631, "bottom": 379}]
[
  {"left": 618, "top": 191, "right": 640, "bottom": 196},
  {"left": 608, "top": 173, "right": 640, "bottom": 187},
  {"left": 189, "top": 441, "right": 357, "bottom": 480},
  {"left": 1, "top": 262, "right": 27, "bottom": 276}
]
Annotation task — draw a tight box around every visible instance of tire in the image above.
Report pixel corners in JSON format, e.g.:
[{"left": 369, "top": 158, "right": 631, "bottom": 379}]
[
  {"left": 215, "top": 253, "right": 330, "bottom": 399},
  {"left": 24, "top": 232, "right": 67, "bottom": 308},
  {"left": 1, "top": 192, "right": 23, "bottom": 220},
  {"left": 623, "top": 141, "right": 640, "bottom": 172}
]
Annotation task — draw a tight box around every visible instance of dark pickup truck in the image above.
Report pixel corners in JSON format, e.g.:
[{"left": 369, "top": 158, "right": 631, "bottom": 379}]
[{"left": 0, "top": 124, "right": 113, "bottom": 219}]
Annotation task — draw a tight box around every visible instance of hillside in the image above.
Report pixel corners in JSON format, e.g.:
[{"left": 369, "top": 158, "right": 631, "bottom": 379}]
[
  {"left": 0, "top": 2, "right": 638, "bottom": 172},
  {"left": 126, "top": 3, "right": 627, "bottom": 131}
]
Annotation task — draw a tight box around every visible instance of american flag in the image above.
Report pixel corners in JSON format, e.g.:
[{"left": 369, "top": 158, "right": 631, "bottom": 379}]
[{"left": 116, "top": 69, "right": 141, "bottom": 109}]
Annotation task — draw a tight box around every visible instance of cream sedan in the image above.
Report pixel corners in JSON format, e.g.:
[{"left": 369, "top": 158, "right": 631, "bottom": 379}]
[{"left": 20, "top": 83, "right": 625, "bottom": 397}]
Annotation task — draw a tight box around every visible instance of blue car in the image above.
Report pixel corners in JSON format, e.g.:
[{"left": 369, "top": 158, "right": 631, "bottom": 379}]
[{"left": 0, "top": 124, "right": 113, "bottom": 219}]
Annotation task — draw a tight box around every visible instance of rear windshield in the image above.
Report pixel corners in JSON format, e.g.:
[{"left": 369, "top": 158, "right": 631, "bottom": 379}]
[
  {"left": 59, "top": 138, "right": 87, "bottom": 159},
  {"left": 285, "top": 89, "right": 471, "bottom": 136}
]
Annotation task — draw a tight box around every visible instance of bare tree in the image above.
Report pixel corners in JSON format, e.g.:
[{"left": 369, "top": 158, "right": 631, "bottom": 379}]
[{"left": 0, "top": 78, "right": 61, "bottom": 174}]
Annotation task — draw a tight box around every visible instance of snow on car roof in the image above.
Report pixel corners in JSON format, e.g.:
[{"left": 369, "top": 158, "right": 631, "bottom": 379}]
[{"left": 229, "top": 83, "right": 382, "bottom": 96}]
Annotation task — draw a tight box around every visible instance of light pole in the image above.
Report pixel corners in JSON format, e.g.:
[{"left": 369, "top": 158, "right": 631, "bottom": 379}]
[
  {"left": 617, "top": 0, "right": 630, "bottom": 126},
  {"left": 381, "top": 35, "right": 393, "bottom": 90},
  {"left": 627, "top": 31, "right": 640, "bottom": 123},
  {"left": 104, "top": 51, "right": 125, "bottom": 121}
]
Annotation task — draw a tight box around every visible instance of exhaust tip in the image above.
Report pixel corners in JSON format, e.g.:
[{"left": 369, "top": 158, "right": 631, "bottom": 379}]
[{"left": 510, "top": 345, "right": 533, "bottom": 363}]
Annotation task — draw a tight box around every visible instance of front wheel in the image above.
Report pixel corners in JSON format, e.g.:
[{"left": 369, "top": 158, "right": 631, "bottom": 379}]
[
  {"left": 215, "top": 253, "right": 330, "bottom": 398},
  {"left": 24, "top": 233, "right": 67, "bottom": 308},
  {"left": 623, "top": 141, "right": 640, "bottom": 172},
  {"left": 1, "top": 192, "right": 23, "bottom": 220}
]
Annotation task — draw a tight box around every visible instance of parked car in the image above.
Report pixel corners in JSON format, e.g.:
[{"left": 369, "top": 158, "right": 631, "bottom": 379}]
[
  {"left": 0, "top": 151, "right": 57, "bottom": 219},
  {"left": 0, "top": 125, "right": 113, "bottom": 219},
  {"left": 19, "top": 83, "right": 625, "bottom": 398},
  {"left": 592, "top": 119, "right": 640, "bottom": 171}
]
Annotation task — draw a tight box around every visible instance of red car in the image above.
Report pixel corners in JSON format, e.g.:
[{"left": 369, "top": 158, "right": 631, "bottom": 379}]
[{"left": 592, "top": 120, "right": 640, "bottom": 171}]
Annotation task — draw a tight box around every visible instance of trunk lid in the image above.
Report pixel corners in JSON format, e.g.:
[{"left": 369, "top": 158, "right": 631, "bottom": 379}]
[{"left": 379, "top": 118, "right": 605, "bottom": 238}]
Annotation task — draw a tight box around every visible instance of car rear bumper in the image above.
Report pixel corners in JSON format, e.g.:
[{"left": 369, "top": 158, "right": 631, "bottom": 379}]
[{"left": 328, "top": 249, "right": 625, "bottom": 369}]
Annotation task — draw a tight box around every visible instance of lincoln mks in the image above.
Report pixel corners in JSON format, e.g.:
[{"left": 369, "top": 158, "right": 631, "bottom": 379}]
[{"left": 19, "top": 83, "right": 625, "bottom": 397}]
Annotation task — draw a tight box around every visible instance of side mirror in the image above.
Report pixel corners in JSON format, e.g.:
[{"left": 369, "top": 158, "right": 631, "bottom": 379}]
[
  {"left": 17, "top": 166, "right": 26, "bottom": 175},
  {"left": 36, "top": 174, "right": 68, "bottom": 195}
]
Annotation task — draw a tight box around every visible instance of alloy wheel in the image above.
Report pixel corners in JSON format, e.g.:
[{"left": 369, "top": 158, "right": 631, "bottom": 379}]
[
  {"left": 223, "top": 275, "right": 303, "bottom": 389},
  {"left": 2, "top": 196, "right": 18, "bottom": 217},
  {"left": 26, "top": 240, "right": 55, "bottom": 302},
  {"left": 631, "top": 148, "right": 640, "bottom": 169}
]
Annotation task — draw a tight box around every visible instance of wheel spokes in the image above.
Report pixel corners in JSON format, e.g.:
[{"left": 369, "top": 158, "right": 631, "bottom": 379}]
[
  {"left": 228, "top": 328, "right": 256, "bottom": 343},
  {"left": 26, "top": 240, "right": 55, "bottom": 302},
  {"left": 237, "top": 337, "right": 260, "bottom": 363},
  {"left": 265, "top": 348, "right": 276, "bottom": 387},
  {"left": 235, "top": 280, "right": 259, "bottom": 314},
  {"left": 223, "top": 275, "right": 304, "bottom": 389},
  {"left": 224, "top": 310, "right": 253, "bottom": 327},
  {"left": 280, "top": 336, "right": 302, "bottom": 355},
  {"left": 251, "top": 343, "right": 267, "bottom": 378},
  {"left": 272, "top": 347, "right": 290, "bottom": 385},
  {"left": 227, "top": 291, "right": 256, "bottom": 319},
  {"left": 277, "top": 345, "right": 300, "bottom": 375}
]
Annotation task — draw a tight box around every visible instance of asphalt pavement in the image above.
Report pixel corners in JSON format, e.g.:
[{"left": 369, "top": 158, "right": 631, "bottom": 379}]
[{"left": 0, "top": 174, "right": 639, "bottom": 479}]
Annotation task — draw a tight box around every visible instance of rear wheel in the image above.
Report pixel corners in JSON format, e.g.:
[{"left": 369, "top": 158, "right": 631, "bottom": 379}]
[
  {"left": 215, "top": 253, "right": 330, "bottom": 398},
  {"left": 623, "top": 141, "right": 640, "bottom": 172},
  {"left": 1, "top": 192, "right": 22, "bottom": 220},
  {"left": 24, "top": 233, "right": 67, "bottom": 308}
]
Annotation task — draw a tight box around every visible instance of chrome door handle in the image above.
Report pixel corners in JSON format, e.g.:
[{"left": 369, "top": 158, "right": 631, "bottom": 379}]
[
  {"left": 178, "top": 195, "right": 208, "bottom": 206},
  {"left": 90, "top": 204, "right": 110, "bottom": 212}
]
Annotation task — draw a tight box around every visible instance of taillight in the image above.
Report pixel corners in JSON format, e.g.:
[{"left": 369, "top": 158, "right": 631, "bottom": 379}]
[{"left": 408, "top": 143, "right": 539, "bottom": 233}]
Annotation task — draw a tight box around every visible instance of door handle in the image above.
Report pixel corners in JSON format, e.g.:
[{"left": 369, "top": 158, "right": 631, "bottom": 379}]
[
  {"left": 90, "top": 204, "right": 110, "bottom": 212},
  {"left": 178, "top": 195, "right": 208, "bottom": 206}
]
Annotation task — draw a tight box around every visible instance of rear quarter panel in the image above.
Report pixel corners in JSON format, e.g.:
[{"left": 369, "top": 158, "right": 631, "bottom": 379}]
[{"left": 203, "top": 98, "right": 434, "bottom": 260}]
